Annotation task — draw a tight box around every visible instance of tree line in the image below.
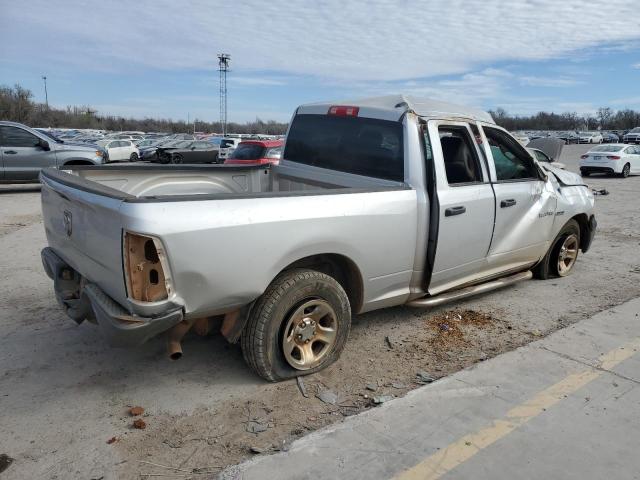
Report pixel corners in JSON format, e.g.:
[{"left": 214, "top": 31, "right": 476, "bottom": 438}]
[
  {"left": 2, "top": 83, "right": 640, "bottom": 134},
  {"left": 488, "top": 107, "right": 640, "bottom": 131},
  {"left": 0, "top": 84, "right": 288, "bottom": 135}
]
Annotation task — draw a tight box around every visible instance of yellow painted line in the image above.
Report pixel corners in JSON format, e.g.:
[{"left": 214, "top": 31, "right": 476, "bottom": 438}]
[{"left": 395, "top": 339, "right": 640, "bottom": 480}]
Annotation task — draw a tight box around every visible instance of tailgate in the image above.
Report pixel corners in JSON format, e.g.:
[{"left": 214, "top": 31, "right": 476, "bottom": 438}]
[{"left": 40, "top": 172, "right": 128, "bottom": 306}]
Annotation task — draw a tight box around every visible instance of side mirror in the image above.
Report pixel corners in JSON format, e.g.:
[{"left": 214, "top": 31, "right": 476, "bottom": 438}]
[
  {"left": 191, "top": 146, "right": 196, "bottom": 150},
  {"left": 39, "top": 139, "right": 50, "bottom": 151}
]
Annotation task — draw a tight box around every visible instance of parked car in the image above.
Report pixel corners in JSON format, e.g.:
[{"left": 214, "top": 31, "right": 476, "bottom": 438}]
[
  {"left": 0, "top": 121, "right": 105, "bottom": 182},
  {"left": 622, "top": 127, "right": 640, "bottom": 144},
  {"left": 224, "top": 139, "right": 283, "bottom": 165},
  {"left": 556, "top": 132, "right": 579, "bottom": 144},
  {"left": 39, "top": 95, "right": 596, "bottom": 381},
  {"left": 580, "top": 144, "right": 640, "bottom": 178},
  {"left": 168, "top": 141, "right": 220, "bottom": 164},
  {"left": 217, "top": 138, "right": 243, "bottom": 161},
  {"left": 139, "top": 139, "right": 179, "bottom": 161},
  {"left": 578, "top": 131, "right": 603, "bottom": 144},
  {"left": 512, "top": 132, "right": 530, "bottom": 146},
  {"left": 151, "top": 140, "right": 196, "bottom": 163},
  {"left": 601, "top": 132, "right": 620, "bottom": 143},
  {"left": 97, "top": 139, "right": 140, "bottom": 162}
]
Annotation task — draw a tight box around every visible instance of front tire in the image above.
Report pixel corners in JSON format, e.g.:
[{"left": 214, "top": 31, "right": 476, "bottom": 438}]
[
  {"left": 620, "top": 163, "right": 631, "bottom": 178},
  {"left": 533, "top": 219, "right": 580, "bottom": 279},
  {"left": 172, "top": 154, "right": 183, "bottom": 164},
  {"left": 241, "top": 269, "right": 351, "bottom": 382}
]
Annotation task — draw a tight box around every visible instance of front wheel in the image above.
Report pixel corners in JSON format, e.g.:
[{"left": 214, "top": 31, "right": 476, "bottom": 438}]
[
  {"left": 172, "top": 154, "right": 184, "bottom": 164},
  {"left": 620, "top": 163, "right": 631, "bottom": 178},
  {"left": 533, "top": 219, "right": 580, "bottom": 279},
  {"left": 241, "top": 269, "right": 351, "bottom": 381}
]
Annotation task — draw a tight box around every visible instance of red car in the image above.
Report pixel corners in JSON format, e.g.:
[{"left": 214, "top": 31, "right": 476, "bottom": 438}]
[{"left": 224, "top": 139, "right": 283, "bottom": 165}]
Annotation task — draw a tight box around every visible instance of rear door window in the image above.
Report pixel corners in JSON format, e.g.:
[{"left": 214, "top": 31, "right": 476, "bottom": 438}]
[
  {"left": 437, "top": 126, "right": 484, "bottom": 185},
  {"left": 230, "top": 143, "right": 265, "bottom": 160},
  {"left": 284, "top": 114, "right": 404, "bottom": 182}
]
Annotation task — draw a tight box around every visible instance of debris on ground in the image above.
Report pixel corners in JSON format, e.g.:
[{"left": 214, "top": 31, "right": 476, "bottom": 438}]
[
  {"left": 592, "top": 188, "right": 609, "bottom": 196},
  {"left": 316, "top": 389, "right": 338, "bottom": 405},
  {"left": 385, "top": 336, "right": 394, "bottom": 349},
  {"left": 0, "top": 454, "right": 14, "bottom": 474},
  {"left": 391, "top": 382, "right": 408, "bottom": 389},
  {"left": 372, "top": 395, "right": 394, "bottom": 405},
  {"left": 106, "top": 437, "right": 118, "bottom": 445},
  {"left": 246, "top": 421, "right": 268, "bottom": 434},
  {"left": 132, "top": 419, "right": 147, "bottom": 430},
  {"left": 416, "top": 371, "right": 435, "bottom": 384},
  {"left": 296, "top": 376, "right": 308, "bottom": 398},
  {"left": 249, "top": 446, "right": 265, "bottom": 454},
  {"left": 129, "top": 406, "right": 144, "bottom": 416},
  {"left": 365, "top": 383, "right": 378, "bottom": 392}
]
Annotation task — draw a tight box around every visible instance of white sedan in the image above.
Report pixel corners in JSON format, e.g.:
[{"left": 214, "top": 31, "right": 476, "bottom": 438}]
[
  {"left": 578, "top": 131, "right": 603, "bottom": 144},
  {"left": 97, "top": 139, "right": 140, "bottom": 162},
  {"left": 580, "top": 144, "right": 640, "bottom": 178}
]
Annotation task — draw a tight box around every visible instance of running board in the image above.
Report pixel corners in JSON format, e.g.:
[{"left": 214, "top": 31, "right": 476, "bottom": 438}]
[{"left": 407, "top": 270, "right": 533, "bottom": 308}]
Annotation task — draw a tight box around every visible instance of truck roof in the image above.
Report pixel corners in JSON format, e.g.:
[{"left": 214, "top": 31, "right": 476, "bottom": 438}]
[{"left": 296, "top": 94, "right": 495, "bottom": 124}]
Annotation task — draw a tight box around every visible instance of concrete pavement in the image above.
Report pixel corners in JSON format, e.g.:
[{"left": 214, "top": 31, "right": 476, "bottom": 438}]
[{"left": 222, "top": 297, "right": 640, "bottom": 480}]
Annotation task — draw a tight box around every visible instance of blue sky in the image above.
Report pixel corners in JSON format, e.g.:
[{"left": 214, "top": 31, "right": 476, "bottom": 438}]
[{"left": 1, "top": 0, "right": 640, "bottom": 123}]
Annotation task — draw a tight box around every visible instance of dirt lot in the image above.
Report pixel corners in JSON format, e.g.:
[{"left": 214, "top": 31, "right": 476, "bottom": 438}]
[{"left": 1, "top": 145, "right": 639, "bottom": 479}]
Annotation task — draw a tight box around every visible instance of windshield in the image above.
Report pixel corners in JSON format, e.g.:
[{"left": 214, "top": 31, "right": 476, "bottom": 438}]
[
  {"left": 630, "top": 128, "right": 640, "bottom": 134},
  {"left": 284, "top": 114, "right": 404, "bottom": 182},
  {"left": 230, "top": 143, "right": 265, "bottom": 160},
  {"left": 590, "top": 145, "right": 624, "bottom": 152}
]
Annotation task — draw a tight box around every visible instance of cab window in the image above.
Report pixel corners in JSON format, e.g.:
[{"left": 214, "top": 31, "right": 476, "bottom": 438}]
[
  {"left": 1, "top": 126, "right": 40, "bottom": 147},
  {"left": 483, "top": 127, "right": 539, "bottom": 181}
]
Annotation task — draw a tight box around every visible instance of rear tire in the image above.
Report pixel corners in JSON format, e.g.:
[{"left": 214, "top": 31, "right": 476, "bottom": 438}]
[
  {"left": 533, "top": 219, "right": 580, "bottom": 280},
  {"left": 580, "top": 169, "right": 590, "bottom": 177},
  {"left": 129, "top": 152, "right": 139, "bottom": 162},
  {"left": 241, "top": 269, "right": 351, "bottom": 382}
]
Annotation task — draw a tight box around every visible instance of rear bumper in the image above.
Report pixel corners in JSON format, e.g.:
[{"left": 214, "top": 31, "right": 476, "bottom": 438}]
[{"left": 41, "top": 247, "right": 183, "bottom": 347}]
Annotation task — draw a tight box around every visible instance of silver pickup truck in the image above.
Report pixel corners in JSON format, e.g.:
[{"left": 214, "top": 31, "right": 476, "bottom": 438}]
[{"left": 40, "top": 95, "right": 596, "bottom": 381}]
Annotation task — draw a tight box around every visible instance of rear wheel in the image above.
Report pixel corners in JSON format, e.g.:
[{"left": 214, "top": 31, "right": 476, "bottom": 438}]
[
  {"left": 129, "top": 152, "right": 139, "bottom": 162},
  {"left": 580, "top": 169, "right": 590, "bottom": 177},
  {"left": 533, "top": 219, "right": 580, "bottom": 279},
  {"left": 241, "top": 269, "right": 351, "bottom": 382},
  {"left": 620, "top": 163, "right": 631, "bottom": 178}
]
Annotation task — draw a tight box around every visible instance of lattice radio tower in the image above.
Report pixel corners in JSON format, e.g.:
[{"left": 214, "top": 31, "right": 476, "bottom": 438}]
[{"left": 218, "top": 53, "right": 231, "bottom": 136}]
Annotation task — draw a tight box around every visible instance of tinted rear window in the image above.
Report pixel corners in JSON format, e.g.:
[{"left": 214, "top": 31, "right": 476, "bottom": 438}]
[
  {"left": 230, "top": 144, "right": 265, "bottom": 160},
  {"left": 284, "top": 114, "right": 404, "bottom": 181}
]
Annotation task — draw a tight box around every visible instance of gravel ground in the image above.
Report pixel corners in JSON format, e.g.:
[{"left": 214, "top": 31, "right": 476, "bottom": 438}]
[{"left": 0, "top": 144, "right": 639, "bottom": 479}]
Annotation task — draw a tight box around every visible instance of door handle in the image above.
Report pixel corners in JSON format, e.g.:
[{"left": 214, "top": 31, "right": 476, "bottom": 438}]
[
  {"left": 445, "top": 206, "right": 466, "bottom": 217},
  {"left": 500, "top": 199, "right": 517, "bottom": 208},
  {"left": 4, "top": 150, "right": 17, "bottom": 154}
]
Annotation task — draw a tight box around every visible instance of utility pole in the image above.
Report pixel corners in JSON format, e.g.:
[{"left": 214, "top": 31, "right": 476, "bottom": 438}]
[
  {"left": 218, "top": 53, "right": 231, "bottom": 136},
  {"left": 42, "top": 75, "right": 48, "bottom": 108}
]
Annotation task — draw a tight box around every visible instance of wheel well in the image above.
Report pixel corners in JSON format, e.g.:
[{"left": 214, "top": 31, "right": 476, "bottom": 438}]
[
  {"left": 63, "top": 160, "right": 93, "bottom": 166},
  {"left": 283, "top": 254, "right": 364, "bottom": 314},
  {"left": 571, "top": 214, "right": 589, "bottom": 251}
]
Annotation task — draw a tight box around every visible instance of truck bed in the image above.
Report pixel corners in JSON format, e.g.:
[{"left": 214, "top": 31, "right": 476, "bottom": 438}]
[{"left": 45, "top": 162, "right": 399, "bottom": 200}]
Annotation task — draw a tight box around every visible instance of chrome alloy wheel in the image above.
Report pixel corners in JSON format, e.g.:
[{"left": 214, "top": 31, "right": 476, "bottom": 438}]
[
  {"left": 557, "top": 234, "right": 578, "bottom": 276},
  {"left": 282, "top": 299, "right": 337, "bottom": 370}
]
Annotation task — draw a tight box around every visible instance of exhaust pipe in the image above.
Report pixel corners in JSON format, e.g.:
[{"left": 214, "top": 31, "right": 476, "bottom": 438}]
[
  {"left": 408, "top": 270, "right": 533, "bottom": 308},
  {"left": 167, "top": 319, "right": 195, "bottom": 360}
]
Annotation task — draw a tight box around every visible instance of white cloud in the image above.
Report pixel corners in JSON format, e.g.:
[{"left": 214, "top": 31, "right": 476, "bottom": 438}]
[
  {"left": 518, "top": 76, "right": 582, "bottom": 87},
  {"left": 632, "top": 63, "right": 640, "bottom": 69},
  {"left": 2, "top": 0, "right": 640, "bottom": 81}
]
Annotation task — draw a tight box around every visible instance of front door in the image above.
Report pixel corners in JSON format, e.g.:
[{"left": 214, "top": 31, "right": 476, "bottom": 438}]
[
  {"left": 426, "top": 121, "right": 496, "bottom": 295},
  {"left": 479, "top": 125, "right": 556, "bottom": 272},
  {"left": 0, "top": 125, "right": 54, "bottom": 181}
]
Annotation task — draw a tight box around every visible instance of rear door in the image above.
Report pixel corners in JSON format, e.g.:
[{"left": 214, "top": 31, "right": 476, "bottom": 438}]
[
  {"left": 479, "top": 125, "right": 556, "bottom": 271},
  {"left": 426, "top": 121, "right": 496, "bottom": 294},
  {"left": 627, "top": 146, "right": 640, "bottom": 173},
  {"left": 0, "top": 125, "right": 55, "bottom": 181}
]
